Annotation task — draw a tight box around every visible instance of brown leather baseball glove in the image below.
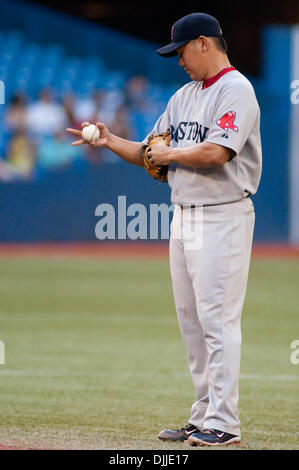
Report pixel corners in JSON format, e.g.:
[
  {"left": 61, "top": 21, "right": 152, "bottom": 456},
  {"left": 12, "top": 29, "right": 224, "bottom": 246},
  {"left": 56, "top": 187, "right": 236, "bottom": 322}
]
[{"left": 141, "top": 132, "right": 170, "bottom": 183}]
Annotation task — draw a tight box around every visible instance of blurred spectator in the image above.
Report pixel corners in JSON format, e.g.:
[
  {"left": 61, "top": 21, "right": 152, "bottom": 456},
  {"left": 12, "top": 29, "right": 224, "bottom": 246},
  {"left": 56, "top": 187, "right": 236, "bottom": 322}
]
[
  {"left": 26, "top": 88, "right": 68, "bottom": 136},
  {"left": 6, "top": 129, "right": 36, "bottom": 179},
  {"left": 124, "top": 75, "right": 150, "bottom": 113},
  {"left": 4, "top": 93, "right": 27, "bottom": 133},
  {"left": 36, "top": 131, "right": 83, "bottom": 171},
  {"left": 123, "top": 75, "right": 158, "bottom": 139},
  {"left": 86, "top": 101, "right": 131, "bottom": 165},
  {"left": 0, "top": 158, "right": 20, "bottom": 182},
  {"left": 110, "top": 103, "right": 130, "bottom": 140},
  {"left": 73, "top": 90, "right": 104, "bottom": 127},
  {"left": 73, "top": 87, "right": 127, "bottom": 137},
  {"left": 62, "top": 93, "right": 76, "bottom": 128},
  {"left": 96, "top": 89, "right": 125, "bottom": 126}
]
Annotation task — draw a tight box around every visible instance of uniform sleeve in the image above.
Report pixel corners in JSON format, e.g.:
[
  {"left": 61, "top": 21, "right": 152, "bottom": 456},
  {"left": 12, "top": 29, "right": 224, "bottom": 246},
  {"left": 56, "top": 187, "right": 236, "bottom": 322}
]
[
  {"left": 206, "top": 81, "right": 260, "bottom": 157},
  {"left": 142, "top": 105, "right": 171, "bottom": 145}
]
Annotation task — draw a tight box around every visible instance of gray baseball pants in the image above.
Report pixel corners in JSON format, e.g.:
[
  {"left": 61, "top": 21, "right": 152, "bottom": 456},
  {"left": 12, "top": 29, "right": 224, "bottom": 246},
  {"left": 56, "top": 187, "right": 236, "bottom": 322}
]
[{"left": 169, "top": 197, "right": 255, "bottom": 437}]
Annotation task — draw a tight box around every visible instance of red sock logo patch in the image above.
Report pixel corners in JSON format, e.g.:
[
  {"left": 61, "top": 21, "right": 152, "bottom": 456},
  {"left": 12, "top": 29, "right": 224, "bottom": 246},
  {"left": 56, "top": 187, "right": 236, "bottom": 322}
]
[{"left": 216, "top": 111, "right": 239, "bottom": 132}]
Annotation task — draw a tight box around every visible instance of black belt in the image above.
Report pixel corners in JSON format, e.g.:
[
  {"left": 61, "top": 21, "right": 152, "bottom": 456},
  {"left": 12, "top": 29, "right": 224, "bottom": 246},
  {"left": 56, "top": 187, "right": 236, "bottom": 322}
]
[
  {"left": 178, "top": 204, "right": 197, "bottom": 210},
  {"left": 178, "top": 194, "right": 251, "bottom": 210}
]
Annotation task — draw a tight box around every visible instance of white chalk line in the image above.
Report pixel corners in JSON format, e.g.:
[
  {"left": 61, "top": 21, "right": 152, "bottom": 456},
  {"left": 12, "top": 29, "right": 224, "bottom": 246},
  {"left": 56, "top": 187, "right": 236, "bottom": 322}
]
[{"left": 0, "top": 370, "right": 298, "bottom": 381}]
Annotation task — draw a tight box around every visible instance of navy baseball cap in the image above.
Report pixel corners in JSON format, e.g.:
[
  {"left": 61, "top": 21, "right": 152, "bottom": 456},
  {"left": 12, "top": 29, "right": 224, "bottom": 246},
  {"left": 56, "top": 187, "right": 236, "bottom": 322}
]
[{"left": 157, "top": 13, "right": 223, "bottom": 57}]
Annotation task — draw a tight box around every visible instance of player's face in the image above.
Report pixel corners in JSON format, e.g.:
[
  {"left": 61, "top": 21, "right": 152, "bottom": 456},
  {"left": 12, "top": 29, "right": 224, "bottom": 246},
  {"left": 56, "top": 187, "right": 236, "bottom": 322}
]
[{"left": 177, "top": 39, "right": 208, "bottom": 81}]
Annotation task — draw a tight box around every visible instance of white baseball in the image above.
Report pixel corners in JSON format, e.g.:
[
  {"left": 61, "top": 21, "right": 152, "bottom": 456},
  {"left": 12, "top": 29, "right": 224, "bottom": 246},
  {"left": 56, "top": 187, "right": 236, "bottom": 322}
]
[{"left": 82, "top": 124, "right": 100, "bottom": 143}]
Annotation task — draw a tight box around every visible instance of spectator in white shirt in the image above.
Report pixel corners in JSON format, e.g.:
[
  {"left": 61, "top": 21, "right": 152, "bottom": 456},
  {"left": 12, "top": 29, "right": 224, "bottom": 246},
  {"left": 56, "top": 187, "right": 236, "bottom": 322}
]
[{"left": 26, "top": 88, "right": 67, "bottom": 137}]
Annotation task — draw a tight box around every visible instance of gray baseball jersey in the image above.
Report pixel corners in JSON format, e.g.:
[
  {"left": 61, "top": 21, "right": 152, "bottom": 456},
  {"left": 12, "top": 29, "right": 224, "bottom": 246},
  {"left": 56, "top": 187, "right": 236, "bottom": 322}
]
[{"left": 144, "top": 70, "right": 262, "bottom": 206}]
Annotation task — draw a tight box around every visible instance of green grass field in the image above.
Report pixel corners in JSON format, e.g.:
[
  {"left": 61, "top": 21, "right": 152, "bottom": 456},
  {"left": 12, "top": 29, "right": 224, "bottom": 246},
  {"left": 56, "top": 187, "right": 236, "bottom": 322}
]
[{"left": 0, "top": 256, "right": 298, "bottom": 450}]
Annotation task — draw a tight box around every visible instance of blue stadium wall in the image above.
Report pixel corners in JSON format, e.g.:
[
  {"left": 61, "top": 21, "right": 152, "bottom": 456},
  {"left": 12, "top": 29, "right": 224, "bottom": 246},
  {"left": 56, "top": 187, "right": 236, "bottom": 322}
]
[{"left": 0, "top": 1, "right": 294, "bottom": 243}]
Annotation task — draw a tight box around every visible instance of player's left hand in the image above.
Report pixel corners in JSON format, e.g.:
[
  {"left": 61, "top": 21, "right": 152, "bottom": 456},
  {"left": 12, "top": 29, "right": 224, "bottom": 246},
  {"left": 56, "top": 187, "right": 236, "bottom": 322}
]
[{"left": 147, "top": 144, "right": 172, "bottom": 166}]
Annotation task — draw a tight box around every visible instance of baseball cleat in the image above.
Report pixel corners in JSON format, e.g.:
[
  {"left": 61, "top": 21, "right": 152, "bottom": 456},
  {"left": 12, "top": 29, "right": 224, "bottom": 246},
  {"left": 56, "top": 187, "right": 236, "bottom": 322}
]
[
  {"left": 188, "top": 428, "right": 241, "bottom": 447},
  {"left": 158, "top": 423, "right": 200, "bottom": 442}
]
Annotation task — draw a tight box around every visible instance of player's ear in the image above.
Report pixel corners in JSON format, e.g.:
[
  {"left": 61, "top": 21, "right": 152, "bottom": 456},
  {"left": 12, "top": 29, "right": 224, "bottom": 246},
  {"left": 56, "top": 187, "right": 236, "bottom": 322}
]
[{"left": 197, "top": 36, "right": 208, "bottom": 52}]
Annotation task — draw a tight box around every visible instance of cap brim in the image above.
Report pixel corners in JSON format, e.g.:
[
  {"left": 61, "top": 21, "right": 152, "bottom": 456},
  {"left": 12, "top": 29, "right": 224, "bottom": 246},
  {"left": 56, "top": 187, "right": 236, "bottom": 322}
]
[{"left": 156, "top": 40, "right": 189, "bottom": 57}]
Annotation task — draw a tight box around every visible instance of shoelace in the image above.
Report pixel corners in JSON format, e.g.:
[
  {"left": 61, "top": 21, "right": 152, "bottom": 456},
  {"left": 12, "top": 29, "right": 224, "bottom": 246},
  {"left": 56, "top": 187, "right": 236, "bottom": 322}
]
[{"left": 182, "top": 424, "right": 198, "bottom": 435}]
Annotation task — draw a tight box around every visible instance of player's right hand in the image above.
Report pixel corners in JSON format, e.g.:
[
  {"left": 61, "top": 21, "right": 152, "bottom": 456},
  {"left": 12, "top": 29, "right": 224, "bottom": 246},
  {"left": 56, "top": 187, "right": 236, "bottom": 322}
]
[{"left": 66, "top": 122, "right": 110, "bottom": 147}]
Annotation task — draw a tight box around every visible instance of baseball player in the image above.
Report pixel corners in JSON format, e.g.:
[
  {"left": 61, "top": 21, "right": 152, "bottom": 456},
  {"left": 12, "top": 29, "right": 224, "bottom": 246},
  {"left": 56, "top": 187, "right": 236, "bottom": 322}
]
[{"left": 67, "top": 12, "right": 262, "bottom": 447}]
